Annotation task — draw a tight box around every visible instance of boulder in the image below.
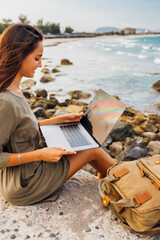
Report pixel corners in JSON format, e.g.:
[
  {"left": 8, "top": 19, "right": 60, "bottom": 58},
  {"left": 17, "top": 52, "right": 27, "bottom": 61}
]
[
  {"left": 0, "top": 170, "right": 155, "bottom": 240},
  {"left": 52, "top": 68, "right": 61, "bottom": 73},
  {"left": 54, "top": 108, "right": 70, "bottom": 116},
  {"left": 45, "top": 109, "right": 56, "bottom": 118},
  {"left": 103, "top": 135, "right": 113, "bottom": 147},
  {"left": 117, "top": 146, "right": 149, "bottom": 161},
  {"left": 61, "top": 59, "right": 73, "bottom": 65},
  {"left": 58, "top": 101, "right": 69, "bottom": 107},
  {"left": 133, "top": 117, "right": 146, "bottom": 126},
  {"left": 140, "top": 121, "right": 158, "bottom": 133},
  {"left": 40, "top": 74, "right": 54, "bottom": 83},
  {"left": 109, "top": 142, "right": 123, "bottom": 158},
  {"left": 142, "top": 132, "right": 160, "bottom": 141},
  {"left": 154, "top": 104, "right": 160, "bottom": 110},
  {"left": 33, "top": 99, "right": 48, "bottom": 109},
  {"left": 110, "top": 122, "right": 134, "bottom": 141},
  {"left": 41, "top": 68, "right": 50, "bottom": 74},
  {"left": 66, "top": 104, "right": 84, "bottom": 113},
  {"left": 122, "top": 108, "right": 136, "bottom": 117},
  {"left": 35, "top": 89, "right": 48, "bottom": 98},
  {"left": 20, "top": 79, "right": 36, "bottom": 89},
  {"left": 147, "top": 114, "right": 160, "bottom": 124},
  {"left": 32, "top": 98, "right": 58, "bottom": 110},
  {"left": 123, "top": 137, "right": 136, "bottom": 149},
  {"left": 22, "top": 90, "right": 31, "bottom": 99},
  {"left": 124, "top": 137, "right": 147, "bottom": 149},
  {"left": 49, "top": 93, "right": 56, "bottom": 99},
  {"left": 156, "top": 123, "right": 160, "bottom": 131},
  {"left": 152, "top": 80, "right": 160, "bottom": 92},
  {"left": 133, "top": 126, "right": 144, "bottom": 135},
  {"left": 33, "top": 107, "right": 45, "bottom": 118},
  {"left": 69, "top": 90, "right": 91, "bottom": 100},
  {"left": 147, "top": 141, "right": 160, "bottom": 156}
]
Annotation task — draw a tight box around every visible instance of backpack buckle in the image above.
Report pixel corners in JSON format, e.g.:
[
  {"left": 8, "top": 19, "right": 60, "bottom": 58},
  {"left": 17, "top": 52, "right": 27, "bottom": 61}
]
[{"left": 102, "top": 195, "right": 110, "bottom": 207}]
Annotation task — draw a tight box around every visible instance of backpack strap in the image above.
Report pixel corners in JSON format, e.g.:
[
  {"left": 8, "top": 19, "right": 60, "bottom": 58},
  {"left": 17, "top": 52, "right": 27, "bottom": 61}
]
[{"left": 99, "top": 179, "right": 153, "bottom": 208}]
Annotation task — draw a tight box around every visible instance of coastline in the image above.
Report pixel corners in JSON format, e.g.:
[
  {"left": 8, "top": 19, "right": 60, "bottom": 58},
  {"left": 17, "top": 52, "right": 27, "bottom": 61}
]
[{"left": 43, "top": 33, "right": 160, "bottom": 47}]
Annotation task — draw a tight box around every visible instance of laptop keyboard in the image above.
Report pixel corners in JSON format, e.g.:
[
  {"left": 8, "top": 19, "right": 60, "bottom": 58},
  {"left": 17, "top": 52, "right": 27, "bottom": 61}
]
[{"left": 60, "top": 124, "right": 91, "bottom": 148}]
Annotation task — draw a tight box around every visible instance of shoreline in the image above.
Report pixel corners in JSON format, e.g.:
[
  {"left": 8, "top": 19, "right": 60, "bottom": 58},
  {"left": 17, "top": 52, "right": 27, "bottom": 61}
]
[{"left": 43, "top": 33, "right": 160, "bottom": 47}]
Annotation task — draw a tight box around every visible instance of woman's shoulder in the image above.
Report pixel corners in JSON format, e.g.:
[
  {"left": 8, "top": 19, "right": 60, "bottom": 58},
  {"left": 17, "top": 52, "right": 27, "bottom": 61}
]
[
  {"left": 0, "top": 90, "right": 19, "bottom": 112},
  {"left": 0, "top": 90, "right": 24, "bottom": 104}
]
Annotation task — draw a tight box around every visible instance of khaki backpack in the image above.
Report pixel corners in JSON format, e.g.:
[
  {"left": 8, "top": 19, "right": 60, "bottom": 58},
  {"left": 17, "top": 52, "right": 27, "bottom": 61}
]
[{"left": 99, "top": 155, "right": 160, "bottom": 236}]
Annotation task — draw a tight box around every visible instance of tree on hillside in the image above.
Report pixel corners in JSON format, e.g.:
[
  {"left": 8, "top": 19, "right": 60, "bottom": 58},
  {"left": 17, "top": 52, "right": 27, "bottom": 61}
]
[
  {"left": 37, "top": 19, "right": 43, "bottom": 27},
  {"left": 2, "top": 18, "right": 12, "bottom": 27},
  {"left": 18, "top": 14, "right": 30, "bottom": 24},
  {"left": 36, "top": 19, "right": 45, "bottom": 33},
  {"left": 36, "top": 21, "right": 61, "bottom": 34},
  {"left": 48, "top": 23, "right": 61, "bottom": 34},
  {"left": 0, "top": 24, "right": 6, "bottom": 34},
  {"left": 64, "top": 26, "right": 74, "bottom": 34}
]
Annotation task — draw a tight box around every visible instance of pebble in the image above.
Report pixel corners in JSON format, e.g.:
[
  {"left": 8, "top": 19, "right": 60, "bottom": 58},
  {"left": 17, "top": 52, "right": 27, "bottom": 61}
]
[
  {"left": 38, "top": 233, "right": 43, "bottom": 237},
  {"left": 95, "top": 226, "right": 100, "bottom": 229},
  {"left": 25, "top": 235, "right": 30, "bottom": 239},
  {"left": 10, "top": 234, "right": 17, "bottom": 239},
  {"left": 50, "top": 233, "right": 56, "bottom": 238},
  {"left": 85, "top": 228, "right": 91, "bottom": 232}
]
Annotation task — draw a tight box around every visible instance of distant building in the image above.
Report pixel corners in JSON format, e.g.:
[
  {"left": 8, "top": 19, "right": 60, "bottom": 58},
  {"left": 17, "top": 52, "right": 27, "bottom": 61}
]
[
  {"left": 136, "top": 28, "right": 150, "bottom": 34},
  {"left": 118, "top": 28, "right": 136, "bottom": 35}
]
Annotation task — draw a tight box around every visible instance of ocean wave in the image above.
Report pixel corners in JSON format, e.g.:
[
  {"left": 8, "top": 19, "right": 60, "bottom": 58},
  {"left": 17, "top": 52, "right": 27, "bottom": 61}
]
[
  {"left": 116, "top": 51, "right": 125, "bottom": 55},
  {"left": 142, "top": 46, "right": 150, "bottom": 50},
  {"left": 127, "top": 53, "right": 136, "bottom": 57},
  {"left": 154, "top": 58, "right": 160, "bottom": 64},
  {"left": 157, "top": 47, "right": 160, "bottom": 51},
  {"left": 125, "top": 44, "right": 136, "bottom": 48},
  {"left": 104, "top": 48, "right": 112, "bottom": 51},
  {"left": 138, "top": 55, "right": 147, "bottom": 59},
  {"left": 132, "top": 72, "right": 146, "bottom": 77}
]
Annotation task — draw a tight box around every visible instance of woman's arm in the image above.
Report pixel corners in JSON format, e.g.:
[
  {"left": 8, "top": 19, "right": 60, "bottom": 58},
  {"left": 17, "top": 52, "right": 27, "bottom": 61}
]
[
  {"left": 39, "top": 115, "right": 64, "bottom": 126},
  {"left": 6, "top": 147, "right": 76, "bottom": 167},
  {"left": 39, "top": 113, "right": 83, "bottom": 126}
]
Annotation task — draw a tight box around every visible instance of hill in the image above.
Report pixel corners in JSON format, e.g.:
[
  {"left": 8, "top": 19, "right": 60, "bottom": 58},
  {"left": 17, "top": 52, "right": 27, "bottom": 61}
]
[{"left": 95, "top": 27, "right": 119, "bottom": 33}]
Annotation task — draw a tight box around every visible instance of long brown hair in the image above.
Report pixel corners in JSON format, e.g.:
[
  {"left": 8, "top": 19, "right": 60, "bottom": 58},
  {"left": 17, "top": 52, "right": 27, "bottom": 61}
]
[{"left": 0, "top": 24, "right": 43, "bottom": 93}]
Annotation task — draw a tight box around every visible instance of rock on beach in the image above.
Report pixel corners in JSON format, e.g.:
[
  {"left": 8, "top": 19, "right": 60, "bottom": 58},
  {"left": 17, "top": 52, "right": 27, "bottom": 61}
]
[
  {"left": 23, "top": 89, "right": 160, "bottom": 160},
  {"left": 152, "top": 80, "right": 160, "bottom": 92},
  {"left": 61, "top": 58, "right": 73, "bottom": 65}
]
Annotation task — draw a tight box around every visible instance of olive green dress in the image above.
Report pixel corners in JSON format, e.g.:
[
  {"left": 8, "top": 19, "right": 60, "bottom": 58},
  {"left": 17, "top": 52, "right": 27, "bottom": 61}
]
[{"left": 0, "top": 90, "right": 70, "bottom": 206}]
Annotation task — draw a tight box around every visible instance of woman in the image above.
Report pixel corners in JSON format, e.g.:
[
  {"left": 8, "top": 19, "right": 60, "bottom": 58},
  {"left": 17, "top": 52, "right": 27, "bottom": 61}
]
[{"left": 0, "top": 24, "right": 116, "bottom": 206}]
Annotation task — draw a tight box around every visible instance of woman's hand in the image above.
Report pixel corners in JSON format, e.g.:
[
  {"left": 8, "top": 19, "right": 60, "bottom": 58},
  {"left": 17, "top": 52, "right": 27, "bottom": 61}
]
[
  {"left": 37, "top": 147, "right": 76, "bottom": 163},
  {"left": 60, "top": 112, "right": 84, "bottom": 123},
  {"left": 39, "top": 112, "right": 84, "bottom": 126}
]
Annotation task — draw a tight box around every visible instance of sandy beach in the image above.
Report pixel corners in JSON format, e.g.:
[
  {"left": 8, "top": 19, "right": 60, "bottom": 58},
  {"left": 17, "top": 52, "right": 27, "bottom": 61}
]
[
  {"left": 43, "top": 36, "right": 100, "bottom": 47},
  {"left": 43, "top": 34, "right": 160, "bottom": 47}
]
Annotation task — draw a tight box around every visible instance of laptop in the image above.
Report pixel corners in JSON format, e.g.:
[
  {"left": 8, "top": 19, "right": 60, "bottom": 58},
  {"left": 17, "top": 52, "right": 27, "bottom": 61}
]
[{"left": 40, "top": 89, "right": 126, "bottom": 151}]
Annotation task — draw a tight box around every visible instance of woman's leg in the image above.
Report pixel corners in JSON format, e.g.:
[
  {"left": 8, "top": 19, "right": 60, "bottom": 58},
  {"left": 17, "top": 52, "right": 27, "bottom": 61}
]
[{"left": 65, "top": 147, "right": 116, "bottom": 181}]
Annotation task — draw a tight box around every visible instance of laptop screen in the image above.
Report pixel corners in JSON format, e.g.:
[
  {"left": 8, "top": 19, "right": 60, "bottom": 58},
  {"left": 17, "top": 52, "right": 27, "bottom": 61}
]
[{"left": 80, "top": 89, "right": 126, "bottom": 145}]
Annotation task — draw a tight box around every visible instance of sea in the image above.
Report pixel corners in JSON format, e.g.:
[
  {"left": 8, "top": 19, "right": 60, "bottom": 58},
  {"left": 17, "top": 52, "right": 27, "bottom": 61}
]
[{"left": 28, "top": 35, "right": 160, "bottom": 115}]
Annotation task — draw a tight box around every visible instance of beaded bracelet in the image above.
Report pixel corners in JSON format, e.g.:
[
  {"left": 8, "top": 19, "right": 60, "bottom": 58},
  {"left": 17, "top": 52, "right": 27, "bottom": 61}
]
[{"left": 18, "top": 153, "right": 22, "bottom": 165}]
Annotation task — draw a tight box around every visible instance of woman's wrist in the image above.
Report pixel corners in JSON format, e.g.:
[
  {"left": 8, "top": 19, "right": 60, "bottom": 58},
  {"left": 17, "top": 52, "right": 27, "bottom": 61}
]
[{"left": 39, "top": 115, "right": 63, "bottom": 126}]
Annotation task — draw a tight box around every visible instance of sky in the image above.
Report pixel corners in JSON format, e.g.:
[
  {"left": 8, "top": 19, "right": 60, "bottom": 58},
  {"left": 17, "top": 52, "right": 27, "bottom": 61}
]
[{"left": 0, "top": 0, "right": 160, "bottom": 32}]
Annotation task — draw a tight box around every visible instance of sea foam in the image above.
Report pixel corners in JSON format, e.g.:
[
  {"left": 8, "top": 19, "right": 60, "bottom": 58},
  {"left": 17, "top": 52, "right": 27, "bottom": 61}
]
[{"left": 154, "top": 58, "right": 160, "bottom": 64}]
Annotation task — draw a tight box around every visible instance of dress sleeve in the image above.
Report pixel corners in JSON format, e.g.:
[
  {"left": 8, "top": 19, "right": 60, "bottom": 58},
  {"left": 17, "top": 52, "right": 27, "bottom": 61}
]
[{"left": 0, "top": 98, "right": 17, "bottom": 170}]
